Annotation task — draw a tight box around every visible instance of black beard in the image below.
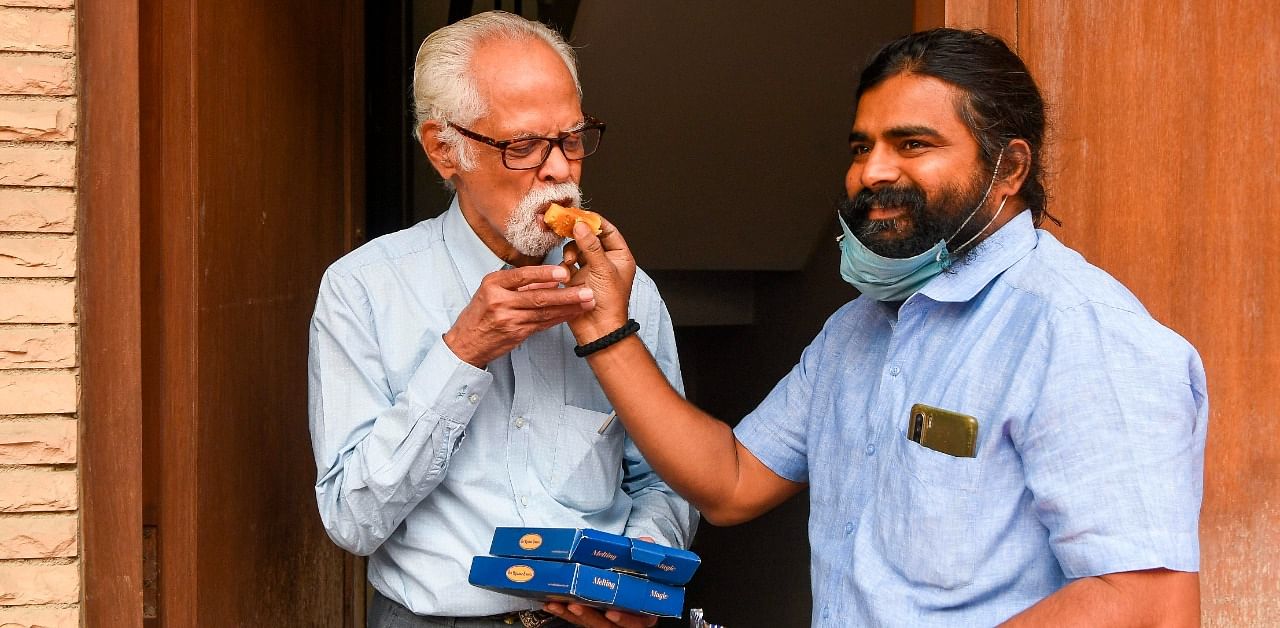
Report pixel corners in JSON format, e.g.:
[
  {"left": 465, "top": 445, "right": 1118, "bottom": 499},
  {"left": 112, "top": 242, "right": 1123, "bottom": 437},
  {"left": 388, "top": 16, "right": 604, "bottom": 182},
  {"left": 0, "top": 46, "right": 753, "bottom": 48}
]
[{"left": 838, "top": 172, "right": 988, "bottom": 260}]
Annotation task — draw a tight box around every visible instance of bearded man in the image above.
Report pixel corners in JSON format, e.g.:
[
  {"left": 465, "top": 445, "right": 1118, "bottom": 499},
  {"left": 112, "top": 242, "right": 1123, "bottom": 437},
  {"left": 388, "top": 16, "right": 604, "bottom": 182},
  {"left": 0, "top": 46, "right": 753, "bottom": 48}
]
[
  {"left": 547, "top": 28, "right": 1206, "bottom": 628},
  {"left": 307, "top": 11, "right": 695, "bottom": 628}
]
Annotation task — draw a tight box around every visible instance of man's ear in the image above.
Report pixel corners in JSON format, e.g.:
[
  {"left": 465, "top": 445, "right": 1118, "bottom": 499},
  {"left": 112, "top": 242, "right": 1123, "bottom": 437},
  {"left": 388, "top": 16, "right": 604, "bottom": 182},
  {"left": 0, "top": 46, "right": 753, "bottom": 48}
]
[
  {"left": 997, "top": 138, "right": 1032, "bottom": 198},
  {"left": 419, "top": 121, "right": 458, "bottom": 180}
]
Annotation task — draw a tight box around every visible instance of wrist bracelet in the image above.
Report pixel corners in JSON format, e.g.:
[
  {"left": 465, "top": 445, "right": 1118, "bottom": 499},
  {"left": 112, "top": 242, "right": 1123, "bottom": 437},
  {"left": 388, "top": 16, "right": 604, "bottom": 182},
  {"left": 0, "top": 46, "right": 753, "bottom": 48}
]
[{"left": 574, "top": 319, "right": 640, "bottom": 358}]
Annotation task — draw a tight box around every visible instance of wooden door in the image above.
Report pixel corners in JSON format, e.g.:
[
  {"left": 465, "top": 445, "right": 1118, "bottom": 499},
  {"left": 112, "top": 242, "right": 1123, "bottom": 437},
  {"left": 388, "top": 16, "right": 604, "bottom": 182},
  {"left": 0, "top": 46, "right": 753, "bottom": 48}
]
[
  {"left": 139, "top": 0, "right": 364, "bottom": 624},
  {"left": 919, "top": 0, "right": 1280, "bottom": 623}
]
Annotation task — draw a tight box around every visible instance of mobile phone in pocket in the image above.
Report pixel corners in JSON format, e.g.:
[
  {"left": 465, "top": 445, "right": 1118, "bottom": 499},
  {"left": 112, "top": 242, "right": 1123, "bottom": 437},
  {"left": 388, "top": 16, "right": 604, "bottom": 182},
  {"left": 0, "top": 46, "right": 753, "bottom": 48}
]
[{"left": 907, "top": 403, "right": 979, "bottom": 458}]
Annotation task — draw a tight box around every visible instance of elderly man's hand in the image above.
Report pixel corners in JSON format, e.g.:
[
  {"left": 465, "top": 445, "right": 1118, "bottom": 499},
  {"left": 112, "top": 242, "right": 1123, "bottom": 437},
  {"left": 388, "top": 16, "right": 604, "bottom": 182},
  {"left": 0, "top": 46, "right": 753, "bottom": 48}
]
[
  {"left": 443, "top": 264, "right": 595, "bottom": 368},
  {"left": 543, "top": 602, "right": 658, "bottom": 628},
  {"left": 560, "top": 217, "right": 636, "bottom": 345}
]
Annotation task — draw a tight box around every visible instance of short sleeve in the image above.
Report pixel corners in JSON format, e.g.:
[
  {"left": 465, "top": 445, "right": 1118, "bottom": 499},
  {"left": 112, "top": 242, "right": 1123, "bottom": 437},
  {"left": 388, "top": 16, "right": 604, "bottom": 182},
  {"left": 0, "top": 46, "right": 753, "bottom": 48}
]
[
  {"left": 733, "top": 319, "right": 843, "bottom": 484},
  {"left": 1017, "top": 302, "right": 1208, "bottom": 578}
]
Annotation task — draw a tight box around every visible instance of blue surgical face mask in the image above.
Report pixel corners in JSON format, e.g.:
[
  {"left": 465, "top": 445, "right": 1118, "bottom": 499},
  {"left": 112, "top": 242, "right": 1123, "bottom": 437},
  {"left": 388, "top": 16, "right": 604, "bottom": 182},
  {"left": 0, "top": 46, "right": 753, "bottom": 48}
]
[{"left": 837, "top": 151, "right": 1007, "bottom": 302}]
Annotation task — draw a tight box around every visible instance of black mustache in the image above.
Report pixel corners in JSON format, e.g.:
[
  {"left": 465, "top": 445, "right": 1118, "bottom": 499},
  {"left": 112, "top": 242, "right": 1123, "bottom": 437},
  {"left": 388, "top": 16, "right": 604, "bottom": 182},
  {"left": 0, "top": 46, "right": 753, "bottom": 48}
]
[
  {"left": 850, "top": 185, "right": 928, "bottom": 216},
  {"left": 837, "top": 185, "right": 929, "bottom": 226}
]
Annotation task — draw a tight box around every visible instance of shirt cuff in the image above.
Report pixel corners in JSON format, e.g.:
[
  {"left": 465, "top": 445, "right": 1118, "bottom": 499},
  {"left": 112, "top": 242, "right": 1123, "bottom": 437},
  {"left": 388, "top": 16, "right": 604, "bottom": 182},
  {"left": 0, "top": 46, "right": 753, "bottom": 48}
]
[
  {"left": 625, "top": 514, "right": 688, "bottom": 549},
  {"left": 1054, "top": 528, "right": 1200, "bottom": 579},
  {"left": 405, "top": 336, "right": 494, "bottom": 424}
]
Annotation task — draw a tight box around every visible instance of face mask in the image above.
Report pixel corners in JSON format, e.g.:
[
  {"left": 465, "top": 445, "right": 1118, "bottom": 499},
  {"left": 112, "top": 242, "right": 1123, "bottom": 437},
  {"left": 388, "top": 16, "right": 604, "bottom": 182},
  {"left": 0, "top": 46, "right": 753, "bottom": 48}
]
[{"left": 837, "top": 151, "right": 1007, "bottom": 302}]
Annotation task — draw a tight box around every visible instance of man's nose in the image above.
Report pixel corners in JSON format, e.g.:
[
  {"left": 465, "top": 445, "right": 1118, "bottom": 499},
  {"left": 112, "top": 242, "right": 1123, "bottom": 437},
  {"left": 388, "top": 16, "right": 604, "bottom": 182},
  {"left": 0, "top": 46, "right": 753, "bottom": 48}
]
[
  {"left": 537, "top": 142, "right": 573, "bottom": 183},
  {"left": 856, "top": 145, "right": 901, "bottom": 190}
]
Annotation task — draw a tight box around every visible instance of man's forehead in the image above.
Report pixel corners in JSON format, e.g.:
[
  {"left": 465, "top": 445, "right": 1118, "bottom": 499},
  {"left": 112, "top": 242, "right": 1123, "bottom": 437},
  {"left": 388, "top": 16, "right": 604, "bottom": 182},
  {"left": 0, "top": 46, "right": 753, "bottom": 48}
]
[
  {"left": 471, "top": 38, "right": 582, "bottom": 137},
  {"left": 850, "top": 74, "right": 968, "bottom": 138},
  {"left": 473, "top": 40, "right": 573, "bottom": 98}
]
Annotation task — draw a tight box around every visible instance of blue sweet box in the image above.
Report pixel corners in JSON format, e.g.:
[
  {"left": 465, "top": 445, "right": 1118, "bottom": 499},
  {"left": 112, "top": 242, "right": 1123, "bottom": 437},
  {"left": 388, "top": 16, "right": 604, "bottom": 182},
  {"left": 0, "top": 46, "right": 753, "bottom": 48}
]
[
  {"left": 468, "top": 527, "right": 700, "bottom": 618},
  {"left": 487, "top": 527, "right": 700, "bottom": 585},
  {"left": 467, "top": 556, "right": 685, "bottom": 618}
]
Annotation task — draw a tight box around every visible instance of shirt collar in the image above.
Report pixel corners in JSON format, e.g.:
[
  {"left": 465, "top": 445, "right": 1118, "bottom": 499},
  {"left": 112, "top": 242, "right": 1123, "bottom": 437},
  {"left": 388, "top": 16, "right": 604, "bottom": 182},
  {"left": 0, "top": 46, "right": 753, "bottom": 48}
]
[
  {"left": 917, "top": 209, "right": 1037, "bottom": 303},
  {"left": 441, "top": 196, "right": 566, "bottom": 297}
]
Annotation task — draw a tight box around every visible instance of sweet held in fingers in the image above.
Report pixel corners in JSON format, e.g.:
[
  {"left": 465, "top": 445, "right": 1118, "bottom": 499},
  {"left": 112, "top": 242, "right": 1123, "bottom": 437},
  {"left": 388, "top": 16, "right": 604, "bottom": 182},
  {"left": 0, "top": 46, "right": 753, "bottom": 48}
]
[{"left": 544, "top": 203, "right": 603, "bottom": 238}]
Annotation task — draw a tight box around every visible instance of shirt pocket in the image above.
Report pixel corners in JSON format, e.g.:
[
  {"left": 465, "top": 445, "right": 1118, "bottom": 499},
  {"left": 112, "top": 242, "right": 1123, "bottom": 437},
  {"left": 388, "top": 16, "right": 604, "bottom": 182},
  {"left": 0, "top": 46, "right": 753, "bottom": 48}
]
[
  {"left": 538, "top": 405, "right": 625, "bottom": 514},
  {"left": 873, "top": 435, "right": 982, "bottom": 590}
]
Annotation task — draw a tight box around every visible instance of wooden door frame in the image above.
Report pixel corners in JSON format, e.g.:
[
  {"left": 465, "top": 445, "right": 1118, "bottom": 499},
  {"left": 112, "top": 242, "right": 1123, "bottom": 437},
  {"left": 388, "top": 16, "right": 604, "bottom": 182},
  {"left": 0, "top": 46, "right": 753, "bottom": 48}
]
[
  {"left": 78, "top": 0, "right": 367, "bottom": 624},
  {"left": 78, "top": 0, "right": 145, "bottom": 625}
]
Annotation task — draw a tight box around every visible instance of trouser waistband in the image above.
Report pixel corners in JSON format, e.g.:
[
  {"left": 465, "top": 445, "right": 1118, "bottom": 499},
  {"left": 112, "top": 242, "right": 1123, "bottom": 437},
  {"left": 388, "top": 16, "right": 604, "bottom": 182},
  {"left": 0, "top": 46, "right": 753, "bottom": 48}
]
[{"left": 368, "top": 589, "right": 568, "bottom": 628}]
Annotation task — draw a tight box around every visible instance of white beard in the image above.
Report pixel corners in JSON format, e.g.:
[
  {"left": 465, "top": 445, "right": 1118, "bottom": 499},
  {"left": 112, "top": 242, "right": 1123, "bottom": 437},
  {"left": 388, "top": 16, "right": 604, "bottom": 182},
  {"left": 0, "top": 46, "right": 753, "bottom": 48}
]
[{"left": 504, "top": 181, "right": 583, "bottom": 257}]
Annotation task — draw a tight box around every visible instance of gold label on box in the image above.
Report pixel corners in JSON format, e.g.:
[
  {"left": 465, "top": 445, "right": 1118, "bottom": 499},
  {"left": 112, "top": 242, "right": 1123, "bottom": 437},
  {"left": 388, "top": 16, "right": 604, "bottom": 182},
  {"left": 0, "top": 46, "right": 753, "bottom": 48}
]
[
  {"left": 518, "top": 533, "right": 543, "bottom": 550},
  {"left": 506, "top": 565, "right": 535, "bottom": 583}
]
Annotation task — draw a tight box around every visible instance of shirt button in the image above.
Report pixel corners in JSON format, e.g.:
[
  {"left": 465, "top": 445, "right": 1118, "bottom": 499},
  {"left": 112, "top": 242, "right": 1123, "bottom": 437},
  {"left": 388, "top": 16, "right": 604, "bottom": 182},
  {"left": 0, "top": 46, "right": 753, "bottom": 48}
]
[
  {"left": 844, "top": 522, "right": 854, "bottom": 535},
  {"left": 467, "top": 393, "right": 479, "bottom": 404},
  {"left": 514, "top": 417, "right": 526, "bottom": 429},
  {"left": 865, "top": 443, "right": 876, "bottom": 456},
  {"left": 888, "top": 365, "right": 901, "bottom": 377},
  {"left": 520, "top": 495, "right": 529, "bottom": 507}
]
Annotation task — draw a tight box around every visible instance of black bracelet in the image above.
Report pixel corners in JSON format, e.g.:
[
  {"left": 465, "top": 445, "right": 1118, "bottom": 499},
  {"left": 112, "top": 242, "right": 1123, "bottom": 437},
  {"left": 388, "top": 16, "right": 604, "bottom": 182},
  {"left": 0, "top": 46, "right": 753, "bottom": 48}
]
[{"left": 574, "top": 319, "right": 640, "bottom": 357}]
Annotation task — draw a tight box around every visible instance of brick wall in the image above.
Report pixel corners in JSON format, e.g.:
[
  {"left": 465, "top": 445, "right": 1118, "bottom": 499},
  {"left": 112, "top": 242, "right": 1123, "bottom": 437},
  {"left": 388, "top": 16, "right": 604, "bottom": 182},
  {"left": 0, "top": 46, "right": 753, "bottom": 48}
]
[{"left": 0, "top": 0, "right": 80, "bottom": 626}]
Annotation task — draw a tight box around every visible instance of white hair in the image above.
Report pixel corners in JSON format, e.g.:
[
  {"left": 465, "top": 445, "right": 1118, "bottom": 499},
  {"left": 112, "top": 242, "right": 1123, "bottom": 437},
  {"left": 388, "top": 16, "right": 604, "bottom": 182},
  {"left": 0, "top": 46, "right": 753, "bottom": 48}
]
[{"left": 411, "top": 10, "right": 581, "bottom": 180}]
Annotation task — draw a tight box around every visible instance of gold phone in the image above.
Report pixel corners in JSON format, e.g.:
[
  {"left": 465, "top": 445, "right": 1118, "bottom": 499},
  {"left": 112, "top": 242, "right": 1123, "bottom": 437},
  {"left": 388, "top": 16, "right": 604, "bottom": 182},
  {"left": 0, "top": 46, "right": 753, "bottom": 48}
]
[{"left": 907, "top": 403, "right": 979, "bottom": 458}]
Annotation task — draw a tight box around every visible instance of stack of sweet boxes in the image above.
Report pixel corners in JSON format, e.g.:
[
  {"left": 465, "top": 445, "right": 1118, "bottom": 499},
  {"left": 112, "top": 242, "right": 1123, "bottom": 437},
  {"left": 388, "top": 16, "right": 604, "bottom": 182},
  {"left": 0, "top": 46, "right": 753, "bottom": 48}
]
[{"left": 469, "top": 527, "right": 701, "bottom": 618}]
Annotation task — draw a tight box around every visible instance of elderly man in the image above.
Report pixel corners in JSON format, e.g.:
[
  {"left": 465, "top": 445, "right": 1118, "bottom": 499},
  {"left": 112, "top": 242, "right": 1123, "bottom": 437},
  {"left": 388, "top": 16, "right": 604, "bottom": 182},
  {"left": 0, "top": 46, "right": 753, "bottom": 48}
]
[
  {"left": 549, "top": 29, "right": 1206, "bottom": 627},
  {"left": 307, "top": 11, "right": 695, "bottom": 628}
]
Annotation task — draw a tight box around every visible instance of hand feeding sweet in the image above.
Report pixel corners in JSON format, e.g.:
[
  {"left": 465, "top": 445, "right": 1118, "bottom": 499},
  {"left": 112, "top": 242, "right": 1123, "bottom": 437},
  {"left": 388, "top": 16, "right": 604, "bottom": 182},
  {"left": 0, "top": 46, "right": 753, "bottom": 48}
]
[{"left": 560, "top": 215, "right": 637, "bottom": 350}]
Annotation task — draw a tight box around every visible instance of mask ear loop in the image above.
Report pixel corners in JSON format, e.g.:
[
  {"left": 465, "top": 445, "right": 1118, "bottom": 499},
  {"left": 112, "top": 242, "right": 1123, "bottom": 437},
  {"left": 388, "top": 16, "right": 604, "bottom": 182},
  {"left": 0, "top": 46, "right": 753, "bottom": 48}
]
[
  {"left": 953, "top": 194, "right": 1010, "bottom": 256},
  {"left": 945, "top": 149, "right": 1005, "bottom": 246}
]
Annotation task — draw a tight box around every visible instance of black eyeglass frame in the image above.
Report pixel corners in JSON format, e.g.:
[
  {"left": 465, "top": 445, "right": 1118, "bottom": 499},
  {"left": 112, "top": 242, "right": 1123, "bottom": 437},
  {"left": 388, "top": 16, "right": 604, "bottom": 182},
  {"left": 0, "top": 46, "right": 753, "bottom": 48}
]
[{"left": 447, "top": 116, "right": 607, "bottom": 170}]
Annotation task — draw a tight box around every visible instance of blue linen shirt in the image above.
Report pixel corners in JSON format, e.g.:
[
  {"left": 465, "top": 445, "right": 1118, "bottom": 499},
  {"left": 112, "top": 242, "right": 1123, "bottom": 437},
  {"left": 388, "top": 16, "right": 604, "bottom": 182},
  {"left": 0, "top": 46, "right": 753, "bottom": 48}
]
[
  {"left": 309, "top": 200, "right": 696, "bottom": 616},
  {"left": 735, "top": 210, "right": 1207, "bottom": 626}
]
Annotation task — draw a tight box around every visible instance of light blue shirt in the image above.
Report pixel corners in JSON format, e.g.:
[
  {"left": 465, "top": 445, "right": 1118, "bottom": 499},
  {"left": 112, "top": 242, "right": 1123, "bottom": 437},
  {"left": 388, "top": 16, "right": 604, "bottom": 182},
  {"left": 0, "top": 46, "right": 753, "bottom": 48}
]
[
  {"left": 309, "top": 200, "right": 696, "bottom": 616},
  {"left": 735, "top": 210, "right": 1207, "bottom": 627}
]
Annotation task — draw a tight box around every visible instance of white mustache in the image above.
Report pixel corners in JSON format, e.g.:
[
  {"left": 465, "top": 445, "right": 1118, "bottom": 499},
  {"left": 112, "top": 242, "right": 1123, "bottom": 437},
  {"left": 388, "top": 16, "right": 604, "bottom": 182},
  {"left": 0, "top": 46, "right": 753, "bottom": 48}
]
[
  {"left": 505, "top": 182, "right": 583, "bottom": 256},
  {"left": 520, "top": 182, "right": 582, "bottom": 213}
]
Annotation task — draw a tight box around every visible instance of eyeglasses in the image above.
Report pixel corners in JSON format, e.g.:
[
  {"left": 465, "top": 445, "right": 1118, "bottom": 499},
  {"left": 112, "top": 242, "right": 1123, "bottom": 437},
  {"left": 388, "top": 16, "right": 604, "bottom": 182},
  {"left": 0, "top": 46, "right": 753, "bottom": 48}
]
[{"left": 448, "top": 116, "right": 606, "bottom": 170}]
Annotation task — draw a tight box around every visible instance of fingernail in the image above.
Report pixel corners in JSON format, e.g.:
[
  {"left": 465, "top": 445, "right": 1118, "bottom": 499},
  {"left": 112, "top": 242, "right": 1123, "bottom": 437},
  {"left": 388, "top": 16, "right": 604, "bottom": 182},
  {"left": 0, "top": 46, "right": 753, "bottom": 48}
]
[
  {"left": 552, "top": 267, "right": 569, "bottom": 281},
  {"left": 578, "top": 288, "right": 594, "bottom": 301},
  {"left": 568, "top": 605, "right": 584, "bottom": 616}
]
